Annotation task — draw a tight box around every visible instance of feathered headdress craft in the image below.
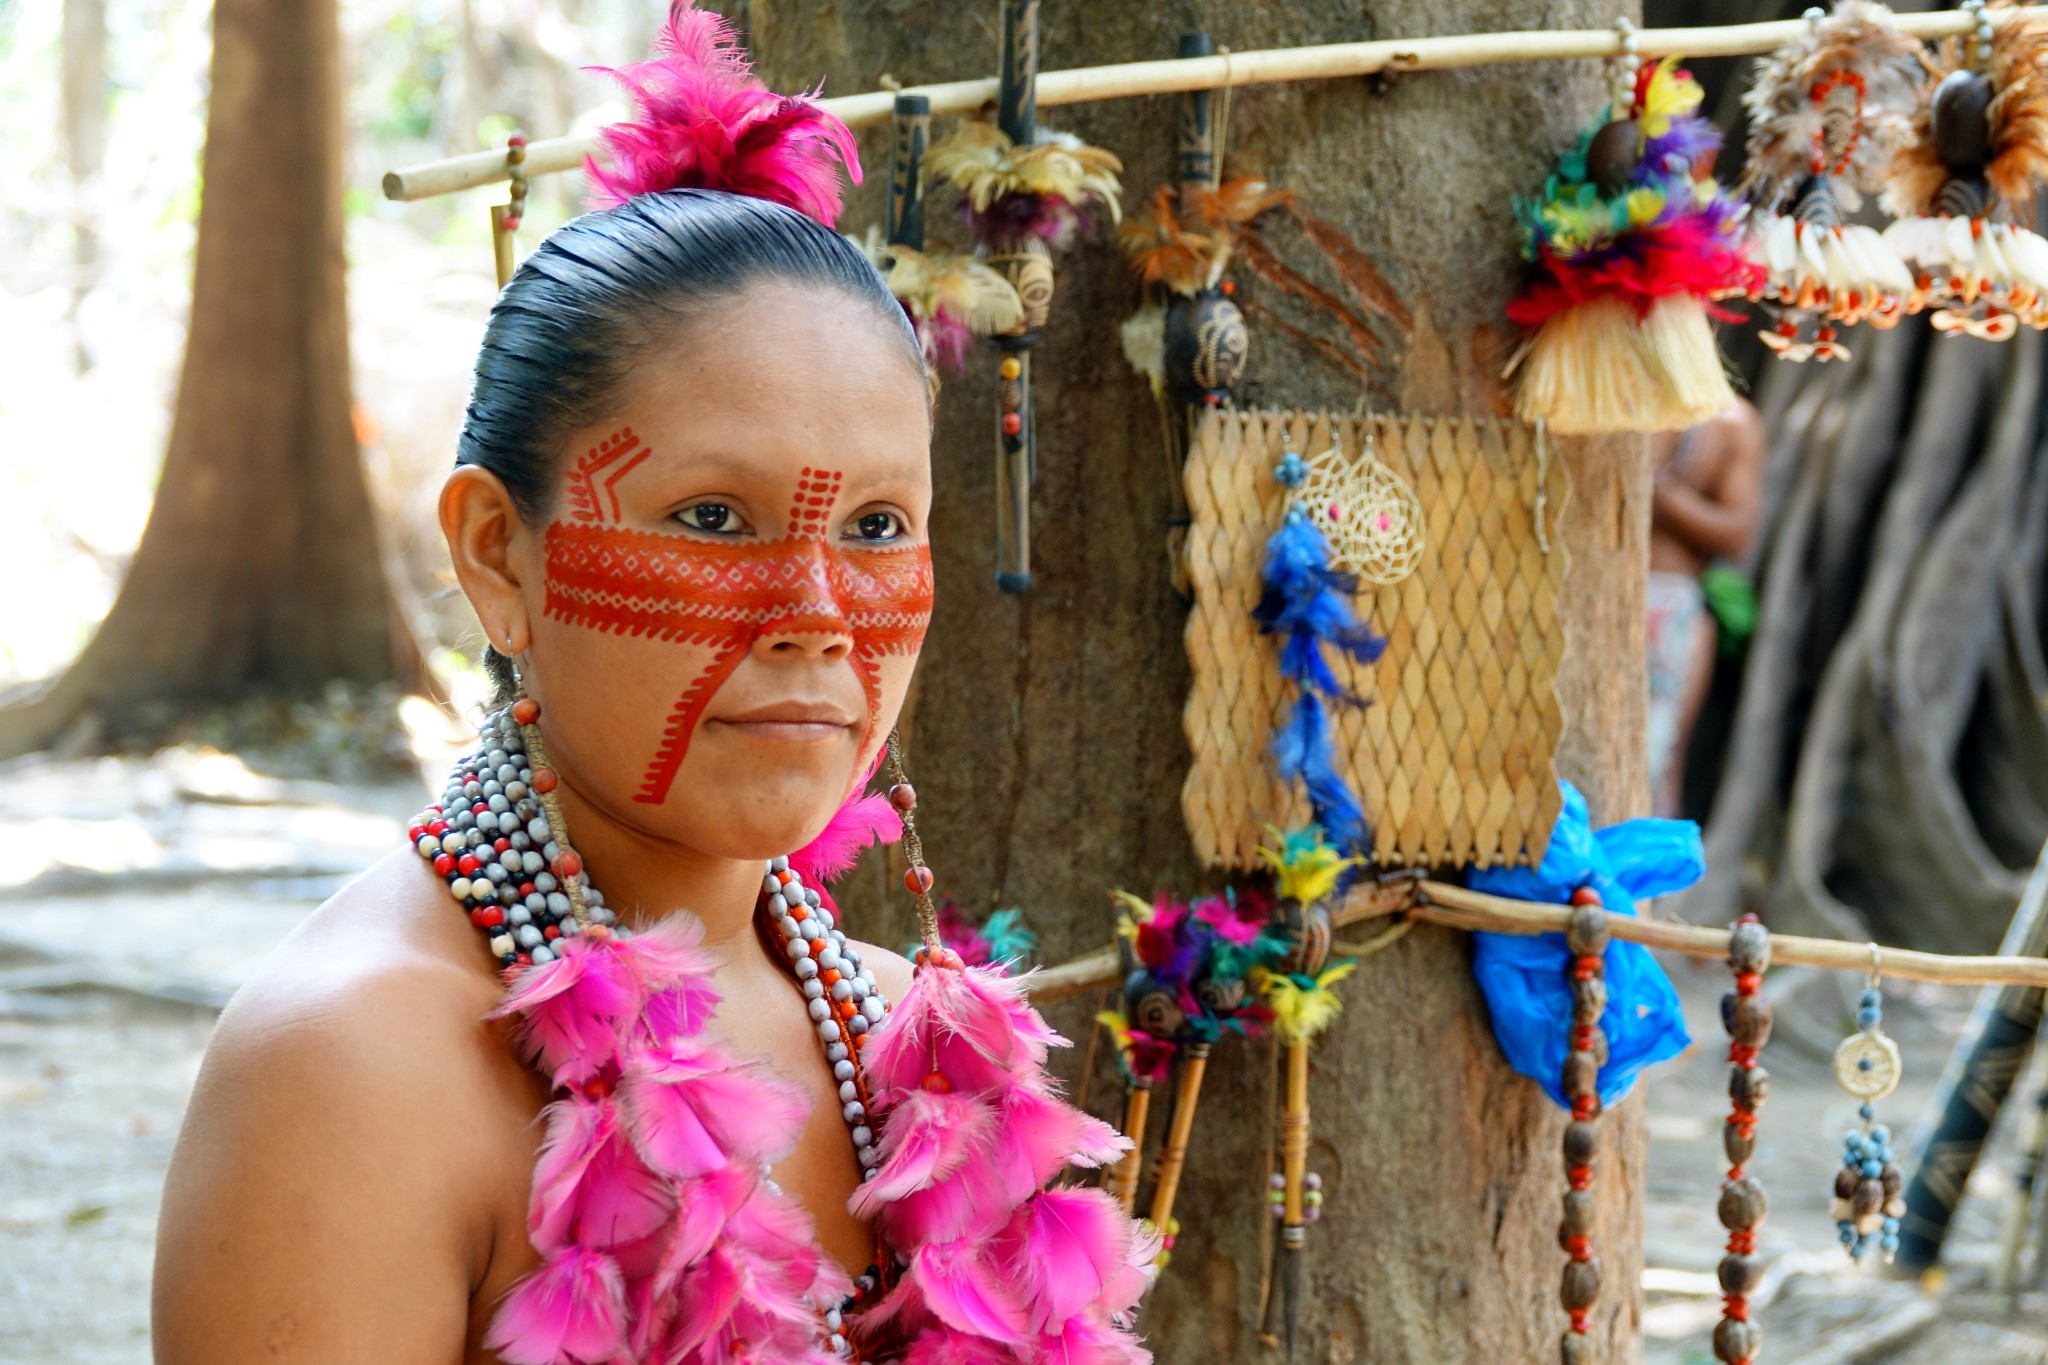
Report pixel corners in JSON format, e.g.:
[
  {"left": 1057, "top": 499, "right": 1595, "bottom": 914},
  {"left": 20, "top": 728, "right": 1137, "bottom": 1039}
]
[
  {"left": 1118, "top": 179, "right": 1288, "bottom": 407},
  {"left": 1882, "top": 1, "right": 2048, "bottom": 340},
  {"left": 849, "top": 228, "right": 1026, "bottom": 371},
  {"left": 1508, "top": 55, "right": 1758, "bottom": 433},
  {"left": 585, "top": 0, "right": 861, "bottom": 226},
  {"left": 1740, "top": 0, "right": 1921, "bottom": 361}
]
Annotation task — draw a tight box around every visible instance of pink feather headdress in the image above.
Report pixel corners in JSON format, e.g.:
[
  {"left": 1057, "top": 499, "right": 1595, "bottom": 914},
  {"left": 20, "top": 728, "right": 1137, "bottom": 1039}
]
[{"left": 585, "top": 0, "right": 861, "bottom": 226}]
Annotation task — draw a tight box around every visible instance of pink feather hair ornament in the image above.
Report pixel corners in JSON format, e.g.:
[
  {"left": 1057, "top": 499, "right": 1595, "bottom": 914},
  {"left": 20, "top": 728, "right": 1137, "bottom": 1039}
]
[{"left": 584, "top": 0, "right": 861, "bottom": 227}]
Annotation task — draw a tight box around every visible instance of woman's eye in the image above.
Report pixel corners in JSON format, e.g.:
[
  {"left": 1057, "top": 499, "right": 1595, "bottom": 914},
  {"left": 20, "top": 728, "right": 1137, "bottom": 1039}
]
[
  {"left": 852, "top": 511, "right": 902, "bottom": 542},
  {"left": 677, "top": 503, "right": 737, "bottom": 534}
]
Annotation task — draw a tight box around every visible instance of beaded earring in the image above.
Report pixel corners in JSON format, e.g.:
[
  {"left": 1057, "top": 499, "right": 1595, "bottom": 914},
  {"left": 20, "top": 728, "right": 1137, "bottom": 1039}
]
[
  {"left": 1557, "top": 887, "right": 1608, "bottom": 1365},
  {"left": 884, "top": 729, "right": 953, "bottom": 966},
  {"left": 1715, "top": 914, "right": 1772, "bottom": 1365},
  {"left": 1831, "top": 949, "right": 1905, "bottom": 1264}
]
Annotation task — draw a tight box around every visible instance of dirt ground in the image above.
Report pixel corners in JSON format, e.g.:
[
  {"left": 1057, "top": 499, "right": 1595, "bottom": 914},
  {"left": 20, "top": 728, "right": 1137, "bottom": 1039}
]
[{"left": 1, "top": 749, "right": 2044, "bottom": 1364}]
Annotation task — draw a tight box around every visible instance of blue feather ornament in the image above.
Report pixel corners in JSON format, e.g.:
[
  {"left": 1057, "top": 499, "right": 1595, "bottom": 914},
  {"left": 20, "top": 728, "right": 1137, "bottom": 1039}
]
[{"left": 1253, "top": 501, "right": 1386, "bottom": 858}]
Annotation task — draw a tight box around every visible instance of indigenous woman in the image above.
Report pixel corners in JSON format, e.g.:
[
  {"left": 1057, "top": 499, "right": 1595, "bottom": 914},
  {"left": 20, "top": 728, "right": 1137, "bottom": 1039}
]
[{"left": 151, "top": 7, "right": 1154, "bottom": 1363}]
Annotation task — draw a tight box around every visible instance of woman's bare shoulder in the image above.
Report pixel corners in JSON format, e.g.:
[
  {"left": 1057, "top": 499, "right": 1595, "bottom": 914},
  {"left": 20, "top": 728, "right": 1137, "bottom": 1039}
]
[
  {"left": 847, "top": 935, "right": 914, "bottom": 1001},
  {"left": 154, "top": 851, "right": 543, "bottom": 1364}
]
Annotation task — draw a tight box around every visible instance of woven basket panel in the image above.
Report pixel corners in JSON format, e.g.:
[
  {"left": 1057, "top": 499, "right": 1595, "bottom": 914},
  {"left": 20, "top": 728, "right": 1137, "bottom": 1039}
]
[{"left": 1181, "top": 409, "right": 1567, "bottom": 871}]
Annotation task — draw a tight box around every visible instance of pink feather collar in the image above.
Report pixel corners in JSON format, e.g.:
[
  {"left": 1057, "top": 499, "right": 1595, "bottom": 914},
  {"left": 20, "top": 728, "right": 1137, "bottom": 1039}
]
[{"left": 483, "top": 913, "right": 1156, "bottom": 1364}]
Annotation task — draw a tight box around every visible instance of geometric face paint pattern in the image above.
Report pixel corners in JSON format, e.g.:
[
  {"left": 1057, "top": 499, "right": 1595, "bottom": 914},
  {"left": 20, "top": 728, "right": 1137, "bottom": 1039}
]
[{"left": 543, "top": 427, "right": 935, "bottom": 805}]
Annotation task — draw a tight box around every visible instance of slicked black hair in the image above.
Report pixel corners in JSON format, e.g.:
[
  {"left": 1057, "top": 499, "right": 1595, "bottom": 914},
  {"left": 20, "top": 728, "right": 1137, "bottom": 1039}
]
[{"left": 454, "top": 188, "right": 926, "bottom": 694}]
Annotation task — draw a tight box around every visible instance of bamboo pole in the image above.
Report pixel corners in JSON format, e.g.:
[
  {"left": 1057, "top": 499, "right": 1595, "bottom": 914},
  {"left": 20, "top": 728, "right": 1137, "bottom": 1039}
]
[
  {"left": 379, "top": 6, "right": 2048, "bottom": 202},
  {"left": 1106, "top": 1082, "right": 1152, "bottom": 1212},
  {"left": 1024, "top": 879, "right": 2048, "bottom": 1000},
  {"left": 1146, "top": 1042, "right": 1210, "bottom": 1235}
]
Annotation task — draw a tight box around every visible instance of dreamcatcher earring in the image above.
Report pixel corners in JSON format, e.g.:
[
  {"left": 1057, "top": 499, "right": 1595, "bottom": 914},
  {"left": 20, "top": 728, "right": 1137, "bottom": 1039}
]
[
  {"left": 1831, "top": 947, "right": 1905, "bottom": 1264},
  {"left": 1289, "top": 428, "right": 1426, "bottom": 589}
]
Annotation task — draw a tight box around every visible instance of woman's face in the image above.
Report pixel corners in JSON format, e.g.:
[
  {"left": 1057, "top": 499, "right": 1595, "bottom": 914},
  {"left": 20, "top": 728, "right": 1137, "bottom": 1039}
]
[{"left": 462, "top": 282, "right": 933, "bottom": 863}]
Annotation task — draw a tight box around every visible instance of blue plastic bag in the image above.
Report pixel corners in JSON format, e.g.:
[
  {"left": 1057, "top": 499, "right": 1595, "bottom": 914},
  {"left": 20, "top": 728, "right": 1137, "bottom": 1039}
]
[{"left": 1467, "top": 781, "right": 1699, "bottom": 1109}]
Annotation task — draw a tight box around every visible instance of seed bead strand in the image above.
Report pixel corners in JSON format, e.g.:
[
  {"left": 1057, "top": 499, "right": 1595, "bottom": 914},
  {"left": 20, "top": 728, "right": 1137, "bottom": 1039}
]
[
  {"left": 1715, "top": 915, "right": 1772, "bottom": 1365},
  {"left": 1558, "top": 888, "right": 1607, "bottom": 1364},
  {"left": 407, "top": 701, "right": 617, "bottom": 973}
]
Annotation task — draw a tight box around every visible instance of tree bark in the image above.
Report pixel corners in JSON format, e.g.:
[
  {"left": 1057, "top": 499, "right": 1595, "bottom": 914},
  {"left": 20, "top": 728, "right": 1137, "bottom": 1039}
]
[
  {"left": 762, "top": 3, "right": 1649, "bottom": 1359},
  {"left": 0, "top": 0, "right": 419, "bottom": 757}
]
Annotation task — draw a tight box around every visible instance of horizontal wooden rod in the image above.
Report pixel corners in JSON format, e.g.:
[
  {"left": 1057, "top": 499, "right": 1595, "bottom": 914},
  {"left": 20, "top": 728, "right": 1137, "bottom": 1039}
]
[
  {"left": 380, "top": 6, "right": 2044, "bottom": 202},
  {"left": 1023, "top": 877, "right": 2048, "bottom": 1002}
]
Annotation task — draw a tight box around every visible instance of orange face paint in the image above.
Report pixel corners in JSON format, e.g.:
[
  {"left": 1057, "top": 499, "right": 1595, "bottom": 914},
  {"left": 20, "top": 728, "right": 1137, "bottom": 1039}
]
[{"left": 544, "top": 428, "right": 933, "bottom": 805}]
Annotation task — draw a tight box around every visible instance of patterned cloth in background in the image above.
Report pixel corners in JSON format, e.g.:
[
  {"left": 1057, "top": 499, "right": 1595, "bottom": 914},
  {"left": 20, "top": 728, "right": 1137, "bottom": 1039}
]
[{"left": 1646, "top": 569, "right": 1706, "bottom": 800}]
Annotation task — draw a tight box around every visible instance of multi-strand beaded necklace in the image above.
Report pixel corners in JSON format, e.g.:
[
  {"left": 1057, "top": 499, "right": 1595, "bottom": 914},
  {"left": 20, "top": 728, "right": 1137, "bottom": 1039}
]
[{"left": 407, "top": 696, "right": 911, "bottom": 1342}]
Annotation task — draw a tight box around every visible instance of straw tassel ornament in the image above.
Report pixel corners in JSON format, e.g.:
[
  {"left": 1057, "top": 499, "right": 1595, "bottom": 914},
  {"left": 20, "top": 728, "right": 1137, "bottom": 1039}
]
[
  {"left": 1508, "top": 47, "right": 1758, "bottom": 432},
  {"left": 1739, "top": 0, "right": 1921, "bottom": 362},
  {"left": 1882, "top": 0, "right": 2048, "bottom": 339}
]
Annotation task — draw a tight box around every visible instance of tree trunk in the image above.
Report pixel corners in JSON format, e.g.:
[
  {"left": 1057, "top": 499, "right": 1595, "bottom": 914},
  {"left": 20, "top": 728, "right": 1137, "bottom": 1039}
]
[
  {"left": 0, "top": 0, "right": 419, "bottom": 757},
  {"left": 60, "top": 0, "right": 106, "bottom": 374},
  {"left": 761, "top": 3, "right": 1649, "bottom": 1360}
]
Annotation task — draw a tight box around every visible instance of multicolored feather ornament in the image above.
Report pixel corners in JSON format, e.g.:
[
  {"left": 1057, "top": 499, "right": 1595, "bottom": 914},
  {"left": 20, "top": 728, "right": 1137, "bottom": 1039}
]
[
  {"left": 1740, "top": 0, "right": 1921, "bottom": 361},
  {"left": 583, "top": 0, "right": 860, "bottom": 226},
  {"left": 1250, "top": 826, "right": 1357, "bottom": 1357},
  {"left": 1882, "top": 1, "right": 2048, "bottom": 340},
  {"left": 850, "top": 228, "right": 1026, "bottom": 371},
  {"left": 1106, "top": 887, "right": 1286, "bottom": 1270},
  {"left": 929, "top": 120, "right": 1126, "bottom": 252},
  {"left": 1507, "top": 56, "right": 1759, "bottom": 433},
  {"left": 1118, "top": 179, "right": 1287, "bottom": 407},
  {"left": 1253, "top": 449, "right": 1388, "bottom": 859}
]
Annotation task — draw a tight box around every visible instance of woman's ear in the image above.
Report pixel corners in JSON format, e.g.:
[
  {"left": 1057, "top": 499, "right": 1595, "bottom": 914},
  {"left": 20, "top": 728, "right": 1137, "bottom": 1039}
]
[{"left": 440, "top": 465, "right": 536, "bottom": 657}]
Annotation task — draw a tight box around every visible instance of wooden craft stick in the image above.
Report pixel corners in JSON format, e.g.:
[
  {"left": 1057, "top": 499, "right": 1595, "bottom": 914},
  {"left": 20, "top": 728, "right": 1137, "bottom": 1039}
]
[
  {"left": 1147, "top": 1042, "right": 1210, "bottom": 1235},
  {"left": 1107, "top": 1082, "right": 1152, "bottom": 1212},
  {"left": 381, "top": 7, "right": 2047, "bottom": 201}
]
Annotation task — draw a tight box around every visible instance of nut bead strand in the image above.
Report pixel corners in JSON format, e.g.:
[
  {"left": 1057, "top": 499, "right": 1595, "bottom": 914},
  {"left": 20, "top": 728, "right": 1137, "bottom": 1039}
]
[
  {"left": 514, "top": 695, "right": 592, "bottom": 932},
  {"left": 1716, "top": 913, "right": 1771, "bottom": 1365},
  {"left": 1559, "top": 886, "right": 1607, "bottom": 1360},
  {"left": 883, "top": 728, "right": 943, "bottom": 956}
]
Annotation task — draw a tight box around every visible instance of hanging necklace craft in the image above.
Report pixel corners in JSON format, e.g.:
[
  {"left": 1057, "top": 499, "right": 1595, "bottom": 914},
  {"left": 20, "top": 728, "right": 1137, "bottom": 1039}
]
[
  {"left": 1881, "top": 0, "right": 2048, "bottom": 340},
  {"left": 1715, "top": 914, "right": 1773, "bottom": 1365},
  {"left": 1831, "top": 950, "right": 1906, "bottom": 1264},
  {"left": 1739, "top": 1, "right": 1921, "bottom": 362},
  {"left": 410, "top": 699, "right": 1155, "bottom": 1364}
]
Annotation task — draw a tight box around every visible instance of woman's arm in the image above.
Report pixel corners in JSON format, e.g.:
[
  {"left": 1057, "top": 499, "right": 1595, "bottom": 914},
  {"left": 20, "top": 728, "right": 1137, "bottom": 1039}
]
[{"left": 153, "top": 961, "right": 497, "bottom": 1365}]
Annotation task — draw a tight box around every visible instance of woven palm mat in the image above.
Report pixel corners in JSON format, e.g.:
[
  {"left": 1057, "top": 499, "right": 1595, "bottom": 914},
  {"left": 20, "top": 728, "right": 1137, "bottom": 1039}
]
[{"left": 1181, "top": 409, "right": 1567, "bottom": 870}]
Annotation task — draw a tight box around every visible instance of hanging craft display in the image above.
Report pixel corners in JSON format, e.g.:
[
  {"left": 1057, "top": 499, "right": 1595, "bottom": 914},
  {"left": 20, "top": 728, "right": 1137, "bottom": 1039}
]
[
  {"left": 1251, "top": 443, "right": 1389, "bottom": 857},
  {"left": 1252, "top": 827, "right": 1358, "bottom": 1356},
  {"left": 1882, "top": 0, "right": 2048, "bottom": 340},
  {"left": 1463, "top": 783, "right": 1698, "bottom": 1361},
  {"left": 491, "top": 132, "right": 532, "bottom": 288},
  {"left": 1830, "top": 956, "right": 1907, "bottom": 1264},
  {"left": 1119, "top": 179, "right": 1283, "bottom": 407},
  {"left": 926, "top": 0, "right": 1122, "bottom": 593},
  {"left": 1109, "top": 885, "right": 1287, "bottom": 1268},
  {"left": 1556, "top": 890, "right": 1610, "bottom": 1365},
  {"left": 858, "top": 93, "right": 1025, "bottom": 372},
  {"left": 1716, "top": 915, "right": 1772, "bottom": 1365},
  {"left": 1182, "top": 410, "right": 1567, "bottom": 871},
  {"left": 1507, "top": 30, "right": 1757, "bottom": 433},
  {"left": 1097, "top": 1007, "right": 1178, "bottom": 1213},
  {"left": 1285, "top": 436, "right": 1426, "bottom": 587},
  {"left": 1739, "top": 0, "right": 1921, "bottom": 362}
]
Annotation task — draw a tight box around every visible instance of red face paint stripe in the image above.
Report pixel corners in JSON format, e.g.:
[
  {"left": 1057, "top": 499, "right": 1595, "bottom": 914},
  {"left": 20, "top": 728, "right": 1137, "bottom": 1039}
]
[
  {"left": 542, "top": 454, "right": 933, "bottom": 806},
  {"left": 636, "top": 641, "right": 748, "bottom": 805}
]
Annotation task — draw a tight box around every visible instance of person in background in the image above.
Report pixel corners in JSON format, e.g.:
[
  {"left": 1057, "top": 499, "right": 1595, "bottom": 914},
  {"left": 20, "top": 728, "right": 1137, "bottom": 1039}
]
[{"left": 1648, "top": 399, "right": 1765, "bottom": 817}]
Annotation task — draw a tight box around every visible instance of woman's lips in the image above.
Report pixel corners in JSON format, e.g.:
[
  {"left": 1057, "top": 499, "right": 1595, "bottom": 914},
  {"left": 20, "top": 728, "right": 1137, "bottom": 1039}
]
[{"left": 706, "top": 703, "right": 857, "bottom": 742}]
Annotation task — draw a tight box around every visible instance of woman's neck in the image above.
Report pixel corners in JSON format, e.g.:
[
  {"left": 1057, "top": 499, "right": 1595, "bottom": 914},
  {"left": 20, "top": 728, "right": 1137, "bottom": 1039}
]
[{"left": 548, "top": 765, "right": 769, "bottom": 954}]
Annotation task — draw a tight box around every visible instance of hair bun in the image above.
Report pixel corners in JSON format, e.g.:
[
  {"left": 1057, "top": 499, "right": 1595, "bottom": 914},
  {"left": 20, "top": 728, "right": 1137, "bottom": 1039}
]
[{"left": 585, "top": 0, "right": 861, "bottom": 226}]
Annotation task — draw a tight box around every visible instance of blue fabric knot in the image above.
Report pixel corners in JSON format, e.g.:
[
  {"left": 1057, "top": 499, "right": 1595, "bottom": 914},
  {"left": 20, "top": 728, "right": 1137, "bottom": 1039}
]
[
  {"left": 1466, "top": 780, "right": 1699, "bottom": 1109},
  {"left": 1274, "top": 452, "right": 1308, "bottom": 488}
]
